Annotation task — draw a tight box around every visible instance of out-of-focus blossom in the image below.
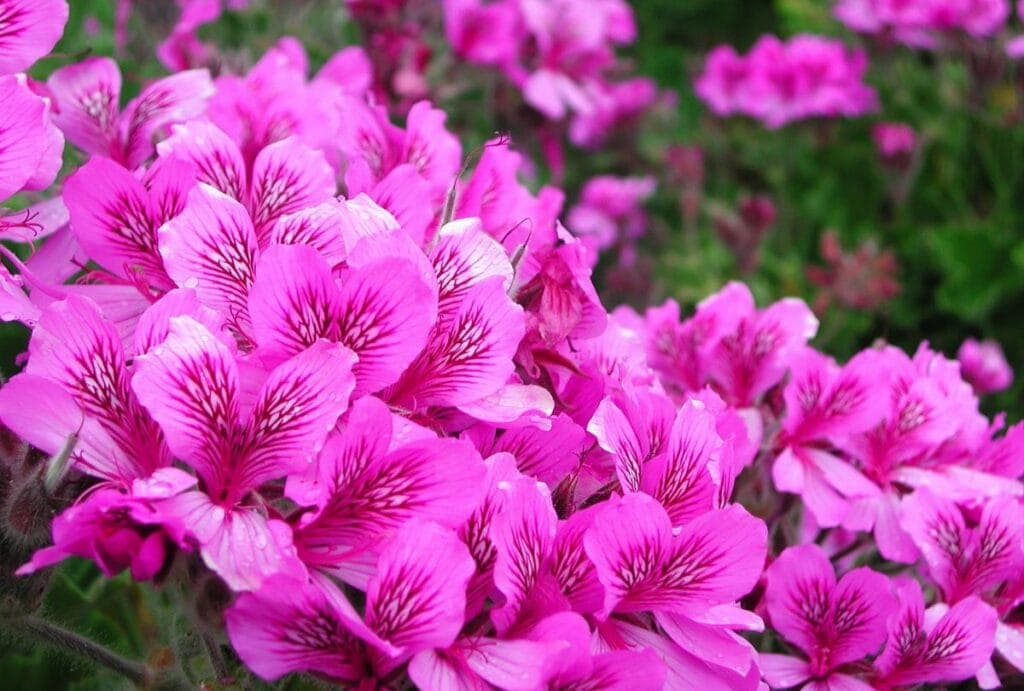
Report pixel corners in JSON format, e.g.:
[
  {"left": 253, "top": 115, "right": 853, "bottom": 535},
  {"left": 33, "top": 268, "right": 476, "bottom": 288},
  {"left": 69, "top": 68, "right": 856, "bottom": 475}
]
[
  {"left": 567, "top": 175, "right": 655, "bottom": 261},
  {"left": 713, "top": 194, "right": 777, "bottom": 272},
  {"left": 808, "top": 230, "right": 901, "bottom": 312},
  {"left": 958, "top": 337, "right": 1014, "bottom": 393},
  {"left": 873, "top": 121, "right": 919, "bottom": 170},
  {"left": 443, "top": 0, "right": 662, "bottom": 146},
  {"left": 835, "top": 0, "right": 1011, "bottom": 46},
  {"left": 695, "top": 35, "right": 878, "bottom": 128}
]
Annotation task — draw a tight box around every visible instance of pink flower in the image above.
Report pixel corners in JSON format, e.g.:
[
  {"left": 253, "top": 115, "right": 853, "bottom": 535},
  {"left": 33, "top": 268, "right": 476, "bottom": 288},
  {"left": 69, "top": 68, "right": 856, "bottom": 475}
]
[
  {"left": 696, "top": 35, "right": 878, "bottom": 128},
  {"left": 874, "top": 578, "right": 998, "bottom": 687},
  {"left": 567, "top": 175, "right": 655, "bottom": 256},
  {"left": 16, "top": 468, "right": 197, "bottom": 580},
  {"left": 760, "top": 544, "right": 896, "bottom": 690},
  {"left": 47, "top": 57, "right": 213, "bottom": 169},
  {"left": 835, "top": 0, "right": 1011, "bottom": 45},
  {"left": 873, "top": 121, "right": 918, "bottom": 170},
  {"left": 958, "top": 337, "right": 1013, "bottom": 394}
]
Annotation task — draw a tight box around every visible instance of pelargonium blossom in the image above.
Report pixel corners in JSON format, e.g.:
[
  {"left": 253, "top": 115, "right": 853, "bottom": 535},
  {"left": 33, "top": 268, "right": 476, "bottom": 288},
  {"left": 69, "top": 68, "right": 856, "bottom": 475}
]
[
  {"left": 958, "top": 337, "right": 1014, "bottom": 394},
  {"left": 695, "top": 34, "right": 879, "bottom": 129},
  {"left": 835, "top": 0, "right": 1011, "bottom": 46}
]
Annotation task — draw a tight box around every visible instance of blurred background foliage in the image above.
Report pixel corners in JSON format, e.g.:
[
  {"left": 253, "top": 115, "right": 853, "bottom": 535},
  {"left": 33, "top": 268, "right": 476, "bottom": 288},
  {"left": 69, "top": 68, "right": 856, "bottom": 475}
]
[{"left": 4, "top": 0, "right": 1023, "bottom": 686}]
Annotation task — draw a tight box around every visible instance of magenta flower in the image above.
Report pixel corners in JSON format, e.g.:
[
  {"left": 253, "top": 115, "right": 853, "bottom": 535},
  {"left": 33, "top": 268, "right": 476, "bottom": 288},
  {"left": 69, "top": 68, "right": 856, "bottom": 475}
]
[
  {"left": 836, "top": 0, "right": 1011, "bottom": 45},
  {"left": 696, "top": 35, "right": 878, "bottom": 129},
  {"left": 584, "top": 492, "right": 767, "bottom": 684},
  {"left": 760, "top": 544, "right": 896, "bottom": 690},
  {"left": 287, "top": 396, "right": 486, "bottom": 585},
  {"left": 873, "top": 578, "right": 997, "bottom": 688},
  {"left": 567, "top": 175, "right": 655, "bottom": 258},
  {"left": 225, "top": 520, "right": 474, "bottom": 682},
  {"left": 958, "top": 337, "right": 1014, "bottom": 394},
  {"left": 16, "top": 467, "right": 197, "bottom": 580},
  {"left": 131, "top": 316, "right": 358, "bottom": 589},
  {"left": 873, "top": 122, "right": 918, "bottom": 158},
  {"left": 0, "top": 296, "right": 171, "bottom": 486},
  {"left": 774, "top": 347, "right": 887, "bottom": 528},
  {"left": 47, "top": 56, "right": 213, "bottom": 169}
]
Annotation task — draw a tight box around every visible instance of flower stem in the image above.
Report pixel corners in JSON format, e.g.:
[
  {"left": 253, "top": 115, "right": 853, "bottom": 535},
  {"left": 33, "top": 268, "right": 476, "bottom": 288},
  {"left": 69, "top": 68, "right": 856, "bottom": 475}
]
[{"left": 7, "top": 614, "right": 153, "bottom": 686}]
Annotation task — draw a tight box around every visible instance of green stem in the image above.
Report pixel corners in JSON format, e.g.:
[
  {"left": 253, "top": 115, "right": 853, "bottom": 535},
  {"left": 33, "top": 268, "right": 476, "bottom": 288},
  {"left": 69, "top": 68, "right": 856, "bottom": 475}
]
[{"left": 7, "top": 614, "right": 153, "bottom": 686}]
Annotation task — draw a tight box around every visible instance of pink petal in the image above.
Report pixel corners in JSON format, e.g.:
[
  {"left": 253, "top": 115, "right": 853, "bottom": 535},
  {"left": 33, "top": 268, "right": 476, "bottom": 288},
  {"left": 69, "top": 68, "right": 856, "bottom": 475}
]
[
  {"left": 478, "top": 412, "right": 587, "bottom": 485},
  {"left": 265, "top": 200, "right": 350, "bottom": 266},
  {"left": 335, "top": 256, "right": 438, "bottom": 396},
  {"left": 429, "top": 218, "right": 514, "bottom": 318},
  {"left": 456, "top": 383, "right": 555, "bottom": 428},
  {"left": 241, "top": 340, "right": 357, "bottom": 492},
  {"left": 657, "top": 611, "right": 758, "bottom": 676},
  {"left": 408, "top": 649, "right": 488, "bottom": 691},
  {"left": 609, "top": 619, "right": 759, "bottom": 691},
  {"left": 758, "top": 653, "right": 812, "bottom": 688},
  {"left": 63, "top": 156, "right": 174, "bottom": 288},
  {"left": 660, "top": 504, "right": 767, "bottom": 606},
  {"left": 248, "top": 136, "right": 336, "bottom": 245},
  {"left": 157, "top": 120, "right": 247, "bottom": 200},
  {"left": 996, "top": 622, "right": 1024, "bottom": 673},
  {"left": 46, "top": 57, "right": 121, "bottom": 157},
  {"left": 248, "top": 243, "right": 337, "bottom": 365},
  {"left": 402, "top": 100, "right": 462, "bottom": 195},
  {"left": 584, "top": 492, "right": 672, "bottom": 618},
  {"left": 0, "top": 0, "right": 68, "bottom": 74},
  {"left": 26, "top": 295, "right": 169, "bottom": 474},
  {"left": 576, "top": 649, "right": 668, "bottom": 689},
  {"left": 226, "top": 572, "right": 386, "bottom": 682},
  {"left": 120, "top": 69, "right": 214, "bottom": 168},
  {"left": 388, "top": 275, "right": 524, "bottom": 409},
  {"left": 158, "top": 184, "right": 259, "bottom": 324},
  {"left": 134, "top": 288, "right": 225, "bottom": 356},
  {"left": 295, "top": 435, "right": 485, "bottom": 576},
  {"left": 368, "top": 164, "right": 435, "bottom": 247},
  {"left": 490, "top": 477, "right": 559, "bottom": 633},
  {"left": 131, "top": 315, "right": 240, "bottom": 489},
  {"left": 365, "top": 521, "right": 475, "bottom": 659},
  {"left": 642, "top": 398, "right": 721, "bottom": 525},
  {"left": 764, "top": 544, "right": 838, "bottom": 656},
  {"left": 463, "top": 637, "right": 565, "bottom": 690},
  {"left": 160, "top": 491, "right": 304, "bottom": 591},
  {"left": 549, "top": 505, "right": 603, "bottom": 614},
  {"left": 826, "top": 566, "right": 896, "bottom": 667},
  {"left": 0, "top": 75, "right": 59, "bottom": 200},
  {"left": 0, "top": 373, "right": 134, "bottom": 483}
]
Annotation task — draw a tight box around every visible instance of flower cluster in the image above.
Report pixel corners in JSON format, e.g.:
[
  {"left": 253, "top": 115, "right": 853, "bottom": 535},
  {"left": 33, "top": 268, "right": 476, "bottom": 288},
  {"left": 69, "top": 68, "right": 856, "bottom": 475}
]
[
  {"left": 1, "top": 2, "right": 1023, "bottom": 690},
  {"left": 835, "top": 0, "right": 1011, "bottom": 47},
  {"left": 695, "top": 34, "right": 879, "bottom": 129},
  {"left": 444, "top": 0, "right": 660, "bottom": 147}
]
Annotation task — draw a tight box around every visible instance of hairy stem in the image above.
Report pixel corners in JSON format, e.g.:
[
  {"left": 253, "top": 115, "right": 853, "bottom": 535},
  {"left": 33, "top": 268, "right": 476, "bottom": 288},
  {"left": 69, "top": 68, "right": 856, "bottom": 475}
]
[{"left": 7, "top": 614, "right": 153, "bottom": 686}]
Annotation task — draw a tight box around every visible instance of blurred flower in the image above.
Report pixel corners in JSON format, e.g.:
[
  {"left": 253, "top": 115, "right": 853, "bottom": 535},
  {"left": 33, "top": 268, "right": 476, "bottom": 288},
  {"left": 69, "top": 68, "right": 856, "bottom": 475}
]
[
  {"left": 695, "top": 35, "right": 878, "bottom": 129},
  {"left": 835, "top": 0, "right": 1011, "bottom": 46},
  {"left": 807, "top": 230, "right": 900, "bottom": 311},
  {"left": 567, "top": 175, "right": 655, "bottom": 258},
  {"left": 712, "top": 194, "right": 776, "bottom": 273},
  {"left": 666, "top": 144, "right": 704, "bottom": 228},
  {"left": 958, "top": 337, "right": 1014, "bottom": 393},
  {"left": 873, "top": 121, "right": 918, "bottom": 170}
]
